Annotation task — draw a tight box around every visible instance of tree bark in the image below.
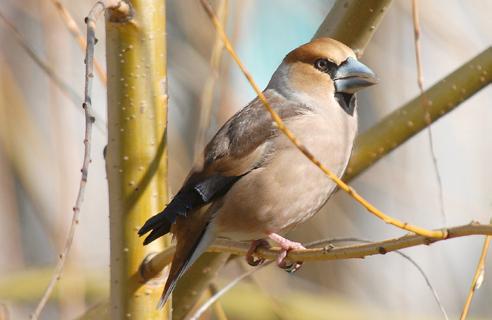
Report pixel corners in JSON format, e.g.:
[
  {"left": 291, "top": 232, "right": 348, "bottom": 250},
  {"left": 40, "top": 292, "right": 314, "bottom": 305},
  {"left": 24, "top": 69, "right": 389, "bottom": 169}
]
[{"left": 105, "top": 1, "right": 171, "bottom": 318}]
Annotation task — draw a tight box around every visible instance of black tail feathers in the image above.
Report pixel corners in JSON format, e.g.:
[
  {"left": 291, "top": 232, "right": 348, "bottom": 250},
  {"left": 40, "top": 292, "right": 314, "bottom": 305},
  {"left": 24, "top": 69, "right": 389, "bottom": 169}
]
[
  {"left": 138, "top": 211, "right": 176, "bottom": 245},
  {"left": 138, "top": 189, "right": 204, "bottom": 245}
]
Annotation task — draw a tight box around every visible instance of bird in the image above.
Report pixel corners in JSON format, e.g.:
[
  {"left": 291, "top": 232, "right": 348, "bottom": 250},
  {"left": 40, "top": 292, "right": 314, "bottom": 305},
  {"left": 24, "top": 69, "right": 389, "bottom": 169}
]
[{"left": 138, "top": 37, "right": 377, "bottom": 308}]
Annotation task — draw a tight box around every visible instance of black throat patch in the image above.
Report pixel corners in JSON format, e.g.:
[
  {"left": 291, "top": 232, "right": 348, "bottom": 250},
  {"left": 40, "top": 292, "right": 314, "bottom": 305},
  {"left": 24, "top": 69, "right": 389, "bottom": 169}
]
[{"left": 334, "top": 92, "right": 356, "bottom": 116}]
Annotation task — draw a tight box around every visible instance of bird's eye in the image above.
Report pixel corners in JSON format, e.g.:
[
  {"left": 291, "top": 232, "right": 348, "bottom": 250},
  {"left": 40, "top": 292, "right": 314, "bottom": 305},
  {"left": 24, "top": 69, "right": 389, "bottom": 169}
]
[{"left": 314, "top": 58, "right": 335, "bottom": 74}]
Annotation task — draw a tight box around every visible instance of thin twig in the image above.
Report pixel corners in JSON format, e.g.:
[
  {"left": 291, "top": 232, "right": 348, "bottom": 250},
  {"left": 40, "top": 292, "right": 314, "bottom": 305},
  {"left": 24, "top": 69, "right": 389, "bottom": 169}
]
[
  {"left": 411, "top": 0, "right": 447, "bottom": 225},
  {"left": 30, "top": 2, "right": 105, "bottom": 318},
  {"left": 396, "top": 250, "right": 449, "bottom": 320},
  {"left": 142, "top": 222, "right": 492, "bottom": 280},
  {"left": 237, "top": 260, "right": 289, "bottom": 320},
  {"left": 306, "top": 237, "right": 449, "bottom": 320},
  {"left": 199, "top": 0, "right": 445, "bottom": 239},
  {"left": 188, "top": 263, "right": 271, "bottom": 320},
  {"left": 460, "top": 235, "right": 491, "bottom": 320},
  {"left": 49, "top": 0, "right": 107, "bottom": 84},
  {"left": 193, "top": 0, "right": 228, "bottom": 171},
  {"left": 0, "top": 9, "right": 105, "bottom": 133},
  {"left": 208, "top": 283, "right": 230, "bottom": 320}
]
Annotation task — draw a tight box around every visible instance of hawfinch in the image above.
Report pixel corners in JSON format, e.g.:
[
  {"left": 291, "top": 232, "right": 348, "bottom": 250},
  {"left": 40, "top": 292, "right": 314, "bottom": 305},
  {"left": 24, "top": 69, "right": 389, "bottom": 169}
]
[{"left": 139, "top": 37, "right": 377, "bottom": 307}]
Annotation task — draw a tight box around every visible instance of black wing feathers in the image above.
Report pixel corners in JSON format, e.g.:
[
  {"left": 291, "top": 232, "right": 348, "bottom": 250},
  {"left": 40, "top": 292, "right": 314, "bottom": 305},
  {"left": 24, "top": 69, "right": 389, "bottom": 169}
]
[{"left": 138, "top": 175, "right": 242, "bottom": 245}]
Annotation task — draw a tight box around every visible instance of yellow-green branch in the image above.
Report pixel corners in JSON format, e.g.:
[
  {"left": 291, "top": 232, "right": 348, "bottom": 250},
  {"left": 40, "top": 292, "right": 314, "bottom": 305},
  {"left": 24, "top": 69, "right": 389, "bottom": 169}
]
[
  {"left": 345, "top": 46, "right": 492, "bottom": 181},
  {"left": 105, "top": 0, "right": 170, "bottom": 318}
]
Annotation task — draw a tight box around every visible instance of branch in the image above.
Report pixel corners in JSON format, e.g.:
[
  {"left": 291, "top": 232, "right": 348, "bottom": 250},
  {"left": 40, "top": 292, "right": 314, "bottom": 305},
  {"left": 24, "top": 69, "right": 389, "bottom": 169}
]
[
  {"left": 188, "top": 263, "right": 270, "bottom": 320},
  {"left": 172, "top": 253, "right": 230, "bottom": 320},
  {"left": 460, "top": 235, "right": 491, "bottom": 320},
  {"left": 200, "top": 0, "right": 444, "bottom": 239},
  {"left": 304, "top": 237, "right": 449, "bottom": 319},
  {"left": 49, "top": 0, "right": 107, "bottom": 84},
  {"left": 104, "top": 0, "right": 171, "bottom": 318},
  {"left": 30, "top": 1, "right": 115, "bottom": 318},
  {"left": 192, "top": 0, "right": 229, "bottom": 171},
  {"left": 141, "top": 222, "right": 492, "bottom": 280},
  {"left": 208, "top": 283, "right": 230, "bottom": 320},
  {"left": 411, "top": 0, "right": 446, "bottom": 225},
  {"left": 313, "top": 0, "right": 393, "bottom": 57},
  {"left": 193, "top": 236, "right": 450, "bottom": 320},
  {"left": 345, "top": 46, "right": 492, "bottom": 181}
]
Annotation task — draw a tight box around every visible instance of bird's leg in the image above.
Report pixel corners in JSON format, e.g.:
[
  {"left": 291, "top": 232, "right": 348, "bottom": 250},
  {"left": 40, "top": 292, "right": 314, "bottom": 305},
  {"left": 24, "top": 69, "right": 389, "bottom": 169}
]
[
  {"left": 246, "top": 239, "right": 270, "bottom": 266},
  {"left": 268, "top": 233, "right": 305, "bottom": 273}
]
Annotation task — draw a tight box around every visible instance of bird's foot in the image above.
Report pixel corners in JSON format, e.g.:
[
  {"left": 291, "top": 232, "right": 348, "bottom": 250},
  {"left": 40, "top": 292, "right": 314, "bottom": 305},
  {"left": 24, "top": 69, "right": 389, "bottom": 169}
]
[
  {"left": 246, "top": 239, "right": 270, "bottom": 266},
  {"left": 268, "top": 233, "right": 305, "bottom": 273}
]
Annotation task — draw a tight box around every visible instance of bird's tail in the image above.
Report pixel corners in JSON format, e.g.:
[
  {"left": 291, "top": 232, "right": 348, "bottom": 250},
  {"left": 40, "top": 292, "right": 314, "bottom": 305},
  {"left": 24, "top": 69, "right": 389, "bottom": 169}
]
[
  {"left": 157, "top": 216, "right": 216, "bottom": 308},
  {"left": 138, "top": 190, "right": 202, "bottom": 245}
]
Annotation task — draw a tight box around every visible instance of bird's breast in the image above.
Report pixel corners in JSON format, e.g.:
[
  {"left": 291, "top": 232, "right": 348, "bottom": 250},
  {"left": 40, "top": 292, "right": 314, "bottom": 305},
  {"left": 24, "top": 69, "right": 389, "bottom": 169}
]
[{"left": 214, "top": 103, "right": 357, "bottom": 241}]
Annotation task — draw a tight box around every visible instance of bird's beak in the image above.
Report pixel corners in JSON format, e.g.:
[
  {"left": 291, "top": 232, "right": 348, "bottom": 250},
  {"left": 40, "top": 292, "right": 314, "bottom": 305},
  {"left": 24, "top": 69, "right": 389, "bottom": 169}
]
[{"left": 334, "top": 57, "right": 378, "bottom": 94}]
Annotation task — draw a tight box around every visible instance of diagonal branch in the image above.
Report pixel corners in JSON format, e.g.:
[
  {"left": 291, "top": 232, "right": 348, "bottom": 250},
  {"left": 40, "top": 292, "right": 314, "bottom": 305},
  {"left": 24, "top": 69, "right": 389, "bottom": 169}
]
[
  {"left": 345, "top": 46, "right": 492, "bottom": 181},
  {"left": 192, "top": 0, "right": 229, "bottom": 171},
  {"left": 460, "top": 234, "right": 491, "bottom": 320}
]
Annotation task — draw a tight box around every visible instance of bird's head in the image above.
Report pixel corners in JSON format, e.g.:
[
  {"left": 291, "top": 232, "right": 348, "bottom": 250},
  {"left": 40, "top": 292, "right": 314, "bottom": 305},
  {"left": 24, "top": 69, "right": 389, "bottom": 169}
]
[{"left": 269, "top": 37, "right": 377, "bottom": 115}]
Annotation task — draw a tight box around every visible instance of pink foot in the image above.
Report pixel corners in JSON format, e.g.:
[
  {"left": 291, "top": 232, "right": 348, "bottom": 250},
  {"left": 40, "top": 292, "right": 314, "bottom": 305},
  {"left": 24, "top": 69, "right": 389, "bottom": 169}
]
[
  {"left": 268, "top": 233, "right": 305, "bottom": 273},
  {"left": 246, "top": 239, "right": 270, "bottom": 266}
]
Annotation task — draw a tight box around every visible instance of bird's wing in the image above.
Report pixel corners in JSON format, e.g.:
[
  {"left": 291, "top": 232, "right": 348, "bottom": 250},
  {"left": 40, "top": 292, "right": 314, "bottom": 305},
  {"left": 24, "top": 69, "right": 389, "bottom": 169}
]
[{"left": 138, "top": 89, "right": 311, "bottom": 243}]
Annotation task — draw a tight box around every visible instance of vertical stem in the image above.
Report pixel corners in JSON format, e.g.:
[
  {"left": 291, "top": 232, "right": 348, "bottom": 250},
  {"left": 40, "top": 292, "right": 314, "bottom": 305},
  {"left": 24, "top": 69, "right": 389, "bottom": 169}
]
[{"left": 106, "top": 1, "right": 170, "bottom": 318}]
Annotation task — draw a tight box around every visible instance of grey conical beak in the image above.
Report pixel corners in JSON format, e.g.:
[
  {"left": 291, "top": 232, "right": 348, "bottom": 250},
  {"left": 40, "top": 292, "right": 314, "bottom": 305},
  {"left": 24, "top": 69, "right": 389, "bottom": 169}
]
[{"left": 334, "top": 57, "right": 378, "bottom": 94}]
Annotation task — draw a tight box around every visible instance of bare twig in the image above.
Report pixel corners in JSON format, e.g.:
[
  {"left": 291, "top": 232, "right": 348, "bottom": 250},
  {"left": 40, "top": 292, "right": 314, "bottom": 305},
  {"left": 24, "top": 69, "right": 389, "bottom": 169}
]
[
  {"left": 411, "top": 0, "right": 447, "bottom": 225},
  {"left": 0, "top": 9, "right": 106, "bottom": 132},
  {"left": 141, "top": 222, "right": 492, "bottom": 281},
  {"left": 49, "top": 0, "right": 107, "bottom": 84},
  {"left": 306, "top": 237, "right": 449, "bottom": 320},
  {"left": 237, "top": 260, "right": 290, "bottom": 320},
  {"left": 199, "top": 0, "right": 445, "bottom": 239},
  {"left": 208, "top": 283, "right": 230, "bottom": 320},
  {"left": 397, "top": 250, "right": 449, "bottom": 320},
  {"left": 188, "top": 263, "right": 271, "bottom": 320},
  {"left": 193, "top": 0, "right": 228, "bottom": 171},
  {"left": 460, "top": 235, "right": 491, "bottom": 320},
  {"left": 190, "top": 235, "right": 451, "bottom": 320},
  {"left": 30, "top": 2, "right": 105, "bottom": 318}
]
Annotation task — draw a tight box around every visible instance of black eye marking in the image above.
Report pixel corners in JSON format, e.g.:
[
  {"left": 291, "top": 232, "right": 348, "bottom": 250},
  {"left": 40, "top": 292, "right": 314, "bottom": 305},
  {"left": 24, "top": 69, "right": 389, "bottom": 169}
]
[{"left": 314, "top": 58, "right": 337, "bottom": 76}]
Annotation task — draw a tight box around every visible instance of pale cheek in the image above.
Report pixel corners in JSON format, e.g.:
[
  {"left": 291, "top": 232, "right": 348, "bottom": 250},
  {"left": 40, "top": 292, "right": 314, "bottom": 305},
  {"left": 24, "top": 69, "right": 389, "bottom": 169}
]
[{"left": 288, "top": 64, "right": 335, "bottom": 100}]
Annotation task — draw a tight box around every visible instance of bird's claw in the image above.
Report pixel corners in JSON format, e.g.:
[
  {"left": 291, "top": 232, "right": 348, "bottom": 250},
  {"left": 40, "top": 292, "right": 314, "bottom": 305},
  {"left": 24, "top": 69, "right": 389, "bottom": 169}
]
[
  {"left": 267, "top": 234, "right": 305, "bottom": 273},
  {"left": 246, "top": 239, "right": 270, "bottom": 267},
  {"left": 279, "top": 260, "right": 303, "bottom": 273},
  {"left": 276, "top": 247, "right": 303, "bottom": 273}
]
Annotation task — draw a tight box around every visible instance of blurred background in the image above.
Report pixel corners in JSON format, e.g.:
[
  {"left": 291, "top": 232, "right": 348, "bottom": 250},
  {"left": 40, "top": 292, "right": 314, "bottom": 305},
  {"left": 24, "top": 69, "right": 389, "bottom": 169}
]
[{"left": 0, "top": 0, "right": 491, "bottom": 319}]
